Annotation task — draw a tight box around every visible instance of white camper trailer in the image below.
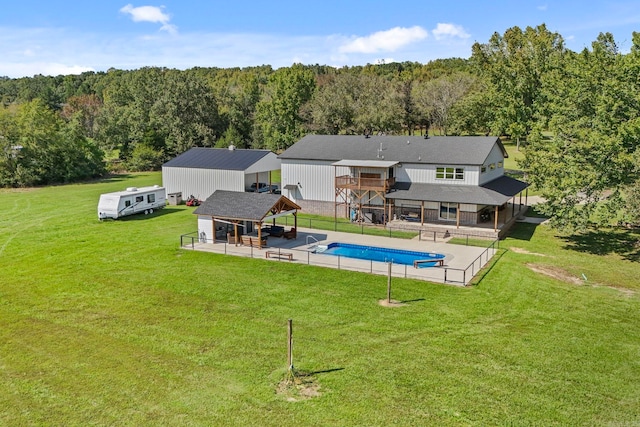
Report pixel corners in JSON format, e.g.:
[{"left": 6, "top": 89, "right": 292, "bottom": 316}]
[{"left": 98, "top": 185, "right": 166, "bottom": 220}]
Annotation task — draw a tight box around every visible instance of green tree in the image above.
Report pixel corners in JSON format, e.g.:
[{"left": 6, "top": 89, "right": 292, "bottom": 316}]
[{"left": 255, "top": 64, "right": 316, "bottom": 151}]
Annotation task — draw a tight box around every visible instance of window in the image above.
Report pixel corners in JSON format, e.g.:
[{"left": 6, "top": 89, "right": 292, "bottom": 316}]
[
  {"left": 481, "top": 166, "right": 487, "bottom": 173},
  {"left": 124, "top": 200, "right": 132, "bottom": 207},
  {"left": 436, "top": 166, "right": 464, "bottom": 180},
  {"left": 489, "top": 163, "right": 496, "bottom": 170},
  {"left": 147, "top": 194, "right": 155, "bottom": 203},
  {"left": 440, "top": 202, "right": 457, "bottom": 220},
  {"left": 497, "top": 161, "right": 503, "bottom": 168},
  {"left": 135, "top": 196, "right": 144, "bottom": 203}
]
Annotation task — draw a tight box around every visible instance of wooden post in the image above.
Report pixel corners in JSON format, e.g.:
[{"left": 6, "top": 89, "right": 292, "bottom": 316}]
[
  {"left": 387, "top": 262, "right": 392, "bottom": 303},
  {"left": 287, "top": 319, "right": 294, "bottom": 371},
  {"left": 494, "top": 206, "right": 499, "bottom": 232},
  {"left": 456, "top": 203, "right": 460, "bottom": 229},
  {"left": 420, "top": 200, "right": 424, "bottom": 225},
  {"left": 233, "top": 223, "right": 238, "bottom": 246}
]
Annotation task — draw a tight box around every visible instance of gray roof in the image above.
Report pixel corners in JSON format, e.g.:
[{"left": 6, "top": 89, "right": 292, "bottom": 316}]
[
  {"left": 193, "top": 190, "right": 299, "bottom": 221},
  {"left": 386, "top": 176, "right": 529, "bottom": 206},
  {"left": 279, "top": 135, "right": 507, "bottom": 166},
  {"left": 163, "top": 147, "right": 273, "bottom": 171}
]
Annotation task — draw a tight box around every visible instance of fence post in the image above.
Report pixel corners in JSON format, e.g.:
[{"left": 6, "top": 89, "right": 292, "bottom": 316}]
[
  {"left": 444, "top": 268, "right": 447, "bottom": 283},
  {"left": 224, "top": 242, "right": 227, "bottom": 255},
  {"left": 307, "top": 250, "right": 310, "bottom": 265},
  {"left": 433, "top": 231, "right": 436, "bottom": 242},
  {"left": 404, "top": 264, "right": 407, "bottom": 278},
  {"left": 370, "top": 260, "right": 373, "bottom": 273},
  {"left": 338, "top": 255, "right": 341, "bottom": 270},
  {"left": 466, "top": 235, "right": 469, "bottom": 246}
]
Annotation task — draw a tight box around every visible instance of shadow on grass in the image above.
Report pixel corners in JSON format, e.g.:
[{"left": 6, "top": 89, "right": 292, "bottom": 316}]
[
  {"left": 108, "top": 207, "right": 183, "bottom": 221},
  {"left": 507, "top": 222, "right": 538, "bottom": 241},
  {"left": 471, "top": 248, "right": 508, "bottom": 286},
  {"left": 562, "top": 229, "right": 640, "bottom": 262},
  {"left": 306, "top": 367, "right": 345, "bottom": 376},
  {"left": 399, "top": 298, "right": 426, "bottom": 303}
]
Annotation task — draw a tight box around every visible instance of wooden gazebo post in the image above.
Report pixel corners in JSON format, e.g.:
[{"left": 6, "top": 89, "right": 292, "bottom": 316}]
[
  {"left": 494, "top": 206, "right": 499, "bottom": 232},
  {"left": 233, "top": 222, "right": 239, "bottom": 246}
]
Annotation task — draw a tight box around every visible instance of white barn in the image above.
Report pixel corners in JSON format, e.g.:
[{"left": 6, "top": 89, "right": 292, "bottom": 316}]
[
  {"left": 279, "top": 135, "right": 528, "bottom": 232},
  {"left": 162, "top": 146, "right": 280, "bottom": 200}
]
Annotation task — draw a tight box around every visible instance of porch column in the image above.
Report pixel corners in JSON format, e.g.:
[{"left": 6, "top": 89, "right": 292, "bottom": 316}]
[
  {"left": 294, "top": 212, "right": 298, "bottom": 236},
  {"left": 525, "top": 188, "right": 529, "bottom": 206},
  {"left": 212, "top": 218, "right": 216, "bottom": 243},
  {"left": 257, "top": 222, "right": 263, "bottom": 241},
  {"left": 233, "top": 223, "right": 239, "bottom": 246},
  {"left": 456, "top": 203, "right": 460, "bottom": 229},
  {"left": 512, "top": 196, "right": 516, "bottom": 218},
  {"left": 420, "top": 201, "right": 424, "bottom": 225},
  {"left": 494, "top": 206, "right": 499, "bottom": 232}
]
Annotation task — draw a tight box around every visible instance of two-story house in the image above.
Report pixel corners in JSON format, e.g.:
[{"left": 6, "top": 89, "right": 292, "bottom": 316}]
[{"left": 279, "top": 134, "right": 529, "bottom": 232}]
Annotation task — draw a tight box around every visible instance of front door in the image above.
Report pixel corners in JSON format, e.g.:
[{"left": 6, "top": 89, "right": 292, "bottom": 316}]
[{"left": 439, "top": 202, "right": 457, "bottom": 220}]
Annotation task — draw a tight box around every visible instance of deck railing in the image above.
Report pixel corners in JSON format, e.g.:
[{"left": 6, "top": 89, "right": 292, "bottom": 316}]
[{"left": 335, "top": 175, "right": 395, "bottom": 191}]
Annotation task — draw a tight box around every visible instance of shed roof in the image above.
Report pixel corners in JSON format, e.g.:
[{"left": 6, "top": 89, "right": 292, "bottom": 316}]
[
  {"left": 193, "top": 190, "right": 301, "bottom": 222},
  {"left": 163, "top": 147, "right": 275, "bottom": 171},
  {"left": 280, "top": 135, "right": 506, "bottom": 166},
  {"left": 386, "top": 176, "right": 528, "bottom": 206}
]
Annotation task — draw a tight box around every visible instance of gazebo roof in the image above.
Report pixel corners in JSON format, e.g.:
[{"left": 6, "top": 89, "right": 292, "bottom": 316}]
[{"left": 193, "top": 190, "right": 301, "bottom": 222}]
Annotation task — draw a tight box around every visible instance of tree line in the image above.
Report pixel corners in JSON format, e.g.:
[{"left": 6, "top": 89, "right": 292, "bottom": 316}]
[{"left": 1, "top": 24, "right": 639, "bottom": 229}]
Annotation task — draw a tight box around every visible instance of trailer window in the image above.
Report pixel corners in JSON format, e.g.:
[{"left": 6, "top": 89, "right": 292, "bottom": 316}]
[
  {"left": 135, "top": 196, "right": 143, "bottom": 203},
  {"left": 125, "top": 200, "right": 132, "bottom": 207},
  {"left": 147, "top": 194, "right": 155, "bottom": 203}
]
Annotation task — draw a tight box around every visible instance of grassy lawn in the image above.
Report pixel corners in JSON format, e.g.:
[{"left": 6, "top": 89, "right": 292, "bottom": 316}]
[{"left": 1, "top": 173, "right": 639, "bottom": 426}]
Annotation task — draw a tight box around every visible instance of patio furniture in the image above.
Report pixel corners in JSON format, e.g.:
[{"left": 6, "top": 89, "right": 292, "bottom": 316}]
[{"left": 265, "top": 251, "right": 293, "bottom": 261}]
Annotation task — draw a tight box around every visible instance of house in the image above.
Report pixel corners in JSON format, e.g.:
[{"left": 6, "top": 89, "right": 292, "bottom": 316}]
[
  {"left": 162, "top": 146, "right": 280, "bottom": 201},
  {"left": 278, "top": 135, "right": 528, "bottom": 232}
]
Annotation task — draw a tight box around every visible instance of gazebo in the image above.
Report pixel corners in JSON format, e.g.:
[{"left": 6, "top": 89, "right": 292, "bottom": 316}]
[{"left": 193, "top": 190, "right": 301, "bottom": 249}]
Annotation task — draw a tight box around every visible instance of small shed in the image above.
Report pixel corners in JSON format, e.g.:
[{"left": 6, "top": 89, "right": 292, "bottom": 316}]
[
  {"left": 193, "top": 190, "right": 301, "bottom": 247},
  {"left": 162, "top": 146, "right": 280, "bottom": 201}
]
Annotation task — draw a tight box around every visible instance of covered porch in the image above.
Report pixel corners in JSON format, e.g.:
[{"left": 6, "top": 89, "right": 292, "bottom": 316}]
[{"left": 386, "top": 176, "right": 529, "bottom": 236}]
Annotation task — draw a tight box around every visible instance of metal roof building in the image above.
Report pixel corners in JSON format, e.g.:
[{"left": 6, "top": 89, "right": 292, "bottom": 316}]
[{"left": 162, "top": 146, "right": 280, "bottom": 201}]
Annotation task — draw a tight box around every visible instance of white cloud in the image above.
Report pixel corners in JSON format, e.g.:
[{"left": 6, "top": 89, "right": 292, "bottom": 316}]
[
  {"left": 0, "top": 24, "right": 476, "bottom": 78},
  {"left": 120, "top": 4, "right": 177, "bottom": 34},
  {"left": 537, "top": 4, "right": 548, "bottom": 11},
  {"left": 339, "top": 26, "right": 428, "bottom": 54},
  {"left": 432, "top": 23, "right": 470, "bottom": 40}
]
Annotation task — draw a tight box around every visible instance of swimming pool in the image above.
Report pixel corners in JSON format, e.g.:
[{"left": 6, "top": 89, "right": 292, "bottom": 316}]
[{"left": 315, "top": 242, "right": 445, "bottom": 267}]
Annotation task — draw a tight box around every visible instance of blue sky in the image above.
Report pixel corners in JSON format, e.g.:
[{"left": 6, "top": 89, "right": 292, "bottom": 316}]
[{"left": 2, "top": 1, "right": 640, "bottom": 78}]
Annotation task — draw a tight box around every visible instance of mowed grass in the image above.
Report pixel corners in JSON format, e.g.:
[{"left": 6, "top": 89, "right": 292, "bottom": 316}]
[{"left": 1, "top": 173, "right": 640, "bottom": 426}]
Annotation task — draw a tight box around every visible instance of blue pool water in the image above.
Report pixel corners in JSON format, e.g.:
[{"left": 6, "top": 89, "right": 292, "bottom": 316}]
[{"left": 316, "top": 242, "right": 444, "bottom": 267}]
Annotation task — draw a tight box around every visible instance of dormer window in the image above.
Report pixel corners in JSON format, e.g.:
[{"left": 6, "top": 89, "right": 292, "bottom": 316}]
[
  {"left": 436, "top": 167, "right": 464, "bottom": 180},
  {"left": 481, "top": 166, "right": 487, "bottom": 173}
]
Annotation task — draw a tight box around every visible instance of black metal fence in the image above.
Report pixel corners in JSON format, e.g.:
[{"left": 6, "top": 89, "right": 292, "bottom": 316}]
[{"left": 179, "top": 231, "right": 498, "bottom": 286}]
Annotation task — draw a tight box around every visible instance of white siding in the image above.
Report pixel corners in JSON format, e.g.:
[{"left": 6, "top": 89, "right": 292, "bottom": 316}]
[
  {"left": 282, "top": 159, "right": 347, "bottom": 203},
  {"left": 198, "top": 216, "right": 213, "bottom": 242},
  {"left": 401, "top": 163, "right": 478, "bottom": 185},
  {"left": 162, "top": 167, "right": 244, "bottom": 199},
  {"left": 479, "top": 144, "right": 506, "bottom": 184}
]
